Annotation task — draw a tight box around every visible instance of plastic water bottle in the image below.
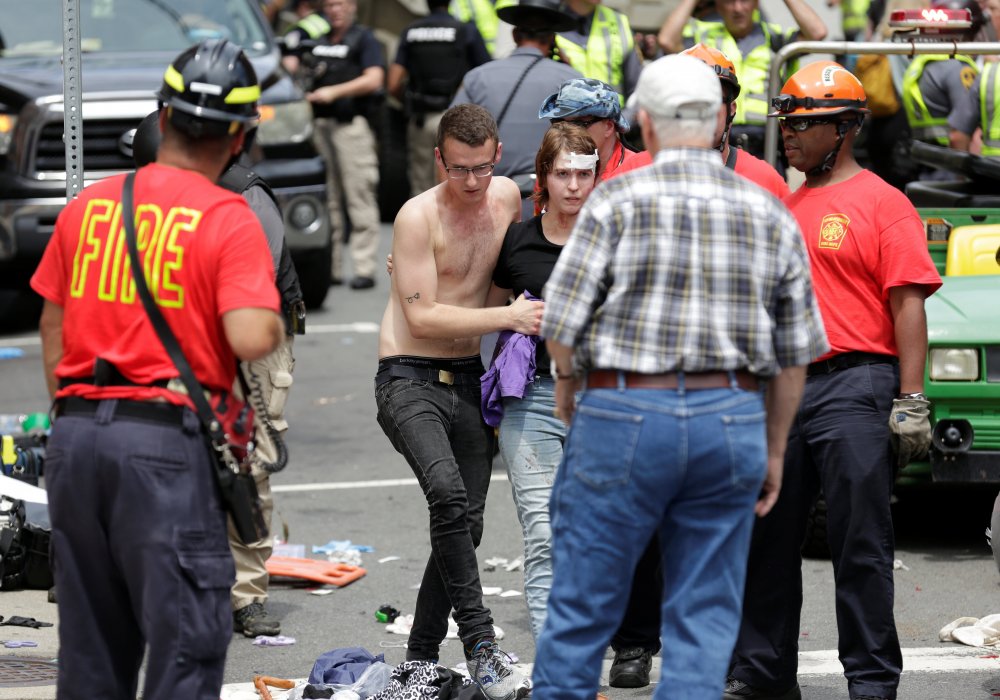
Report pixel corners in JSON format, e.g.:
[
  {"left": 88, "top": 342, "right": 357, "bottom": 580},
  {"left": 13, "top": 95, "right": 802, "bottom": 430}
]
[{"left": 0, "top": 414, "right": 25, "bottom": 435}]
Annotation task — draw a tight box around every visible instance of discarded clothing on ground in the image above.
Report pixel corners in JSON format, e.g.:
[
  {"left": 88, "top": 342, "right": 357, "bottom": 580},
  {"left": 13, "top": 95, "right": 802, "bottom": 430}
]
[
  {"left": 309, "top": 646, "right": 387, "bottom": 685},
  {"left": 367, "top": 661, "right": 485, "bottom": 700}
]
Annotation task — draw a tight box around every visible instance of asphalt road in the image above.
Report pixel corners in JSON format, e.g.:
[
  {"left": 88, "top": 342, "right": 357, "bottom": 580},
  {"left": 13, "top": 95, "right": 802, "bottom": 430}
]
[{"left": 2, "top": 224, "right": 1000, "bottom": 700}]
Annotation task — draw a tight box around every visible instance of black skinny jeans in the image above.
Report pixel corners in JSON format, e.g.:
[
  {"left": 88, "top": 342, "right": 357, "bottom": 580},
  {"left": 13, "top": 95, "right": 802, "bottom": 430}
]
[{"left": 376, "top": 374, "right": 496, "bottom": 660}]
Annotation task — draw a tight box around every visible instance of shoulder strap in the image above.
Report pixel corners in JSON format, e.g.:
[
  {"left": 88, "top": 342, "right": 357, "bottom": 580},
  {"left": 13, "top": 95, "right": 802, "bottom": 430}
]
[
  {"left": 120, "top": 172, "right": 229, "bottom": 450},
  {"left": 725, "top": 145, "right": 738, "bottom": 170},
  {"left": 495, "top": 55, "right": 545, "bottom": 129}
]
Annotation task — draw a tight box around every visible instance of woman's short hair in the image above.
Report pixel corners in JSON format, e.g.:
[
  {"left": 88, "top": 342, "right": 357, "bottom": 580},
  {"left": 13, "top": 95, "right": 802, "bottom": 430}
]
[{"left": 533, "top": 122, "right": 601, "bottom": 210}]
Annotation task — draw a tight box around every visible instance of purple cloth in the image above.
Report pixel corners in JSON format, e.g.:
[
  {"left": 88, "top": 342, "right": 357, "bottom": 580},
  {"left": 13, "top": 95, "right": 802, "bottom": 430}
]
[{"left": 481, "top": 330, "right": 540, "bottom": 428}]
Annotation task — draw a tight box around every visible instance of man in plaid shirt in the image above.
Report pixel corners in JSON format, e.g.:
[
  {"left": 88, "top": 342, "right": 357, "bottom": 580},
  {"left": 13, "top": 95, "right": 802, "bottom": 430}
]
[{"left": 530, "top": 53, "right": 828, "bottom": 700}]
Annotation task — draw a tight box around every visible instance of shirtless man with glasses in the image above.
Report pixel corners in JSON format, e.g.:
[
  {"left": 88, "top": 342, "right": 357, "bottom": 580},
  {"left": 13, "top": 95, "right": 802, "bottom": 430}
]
[{"left": 374, "top": 103, "right": 542, "bottom": 700}]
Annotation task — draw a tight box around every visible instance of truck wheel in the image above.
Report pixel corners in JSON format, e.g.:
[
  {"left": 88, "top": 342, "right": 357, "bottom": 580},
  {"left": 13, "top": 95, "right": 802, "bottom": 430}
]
[
  {"left": 295, "top": 238, "right": 332, "bottom": 310},
  {"left": 801, "top": 497, "right": 831, "bottom": 559}
]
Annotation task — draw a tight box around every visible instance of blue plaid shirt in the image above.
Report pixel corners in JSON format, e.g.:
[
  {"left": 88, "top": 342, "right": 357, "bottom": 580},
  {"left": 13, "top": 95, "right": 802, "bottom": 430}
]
[{"left": 541, "top": 147, "right": 828, "bottom": 378}]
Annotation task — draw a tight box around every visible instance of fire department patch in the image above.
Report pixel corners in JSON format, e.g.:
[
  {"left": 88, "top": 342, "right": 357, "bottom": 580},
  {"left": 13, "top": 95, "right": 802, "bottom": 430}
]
[
  {"left": 961, "top": 66, "right": 976, "bottom": 90},
  {"left": 819, "top": 214, "right": 850, "bottom": 250}
]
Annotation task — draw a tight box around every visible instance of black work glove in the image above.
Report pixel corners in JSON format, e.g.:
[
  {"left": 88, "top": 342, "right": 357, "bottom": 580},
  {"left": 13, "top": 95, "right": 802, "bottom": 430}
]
[
  {"left": 889, "top": 396, "right": 932, "bottom": 467},
  {"left": 0, "top": 615, "right": 53, "bottom": 628}
]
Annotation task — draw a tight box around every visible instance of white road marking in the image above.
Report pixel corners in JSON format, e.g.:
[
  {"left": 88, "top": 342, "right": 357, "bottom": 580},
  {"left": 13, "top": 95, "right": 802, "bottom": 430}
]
[
  {"left": 0, "top": 322, "right": 379, "bottom": 349},
  {"left": 271, "top": 473, "right": 508, "bottom": 493}
]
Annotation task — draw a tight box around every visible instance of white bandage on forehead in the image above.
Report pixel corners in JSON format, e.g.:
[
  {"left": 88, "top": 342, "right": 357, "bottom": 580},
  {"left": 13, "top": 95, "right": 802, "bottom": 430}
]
[{"left": 558, "top": 149, "right": 598, "bottom": 172}]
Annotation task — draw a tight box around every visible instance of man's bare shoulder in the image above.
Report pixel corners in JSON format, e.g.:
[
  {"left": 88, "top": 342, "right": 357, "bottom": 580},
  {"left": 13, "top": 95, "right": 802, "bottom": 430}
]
[
  {"left": 489, "top": 176, "right": 522, "bottom": 210},
  {"left": 393, "top": 190, "right": 437, "bottom": 236}
]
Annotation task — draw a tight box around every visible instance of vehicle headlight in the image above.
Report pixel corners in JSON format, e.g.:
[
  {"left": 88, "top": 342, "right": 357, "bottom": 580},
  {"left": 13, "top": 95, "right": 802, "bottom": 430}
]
[
  {"left": 929, "top": 348, "right": 979, "bottom": 381},
  {"left": 255, "top": 101, "right": 313, "bottom": 146},
  {"left": 0, "top": 114, "right": 17, "bottom": 156}
]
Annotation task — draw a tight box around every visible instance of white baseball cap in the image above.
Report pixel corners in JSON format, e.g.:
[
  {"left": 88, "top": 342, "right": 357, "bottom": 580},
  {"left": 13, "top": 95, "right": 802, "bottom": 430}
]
[{"left": 629, "top": 54, "right": 722, "bottom": 120}]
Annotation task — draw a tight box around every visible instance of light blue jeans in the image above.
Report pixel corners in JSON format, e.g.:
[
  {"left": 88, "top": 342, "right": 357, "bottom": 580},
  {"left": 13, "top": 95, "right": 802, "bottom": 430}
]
[
  {"left": 498, "top": 377, "right": 564, "bottom": 640},
  {"left": 532, "top": 376, "right": 767, "bottom": 700}
]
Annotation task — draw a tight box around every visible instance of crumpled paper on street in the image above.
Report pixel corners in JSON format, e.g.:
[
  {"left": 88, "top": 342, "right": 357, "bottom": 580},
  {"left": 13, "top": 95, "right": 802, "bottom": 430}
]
[
  {"left": 939, "top": 614, "right": 1000, "bottom": 647},
  {"left": 385, "top": 614, "right": 504, "bottom": 640}
]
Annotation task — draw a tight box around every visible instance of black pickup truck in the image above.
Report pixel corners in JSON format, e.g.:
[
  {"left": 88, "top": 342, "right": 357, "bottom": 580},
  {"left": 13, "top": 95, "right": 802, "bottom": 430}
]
[{"left": 0, "top": 0, "right": 333, "bottom": 309}]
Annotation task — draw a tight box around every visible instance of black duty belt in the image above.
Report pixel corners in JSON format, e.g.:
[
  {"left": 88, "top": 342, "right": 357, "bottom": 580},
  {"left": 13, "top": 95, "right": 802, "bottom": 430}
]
[
  {"left": 58, "top": 358, "right": 172, "bottom": 390},
  {"left": 55, "top": 396, "right": 188, "bottom": 427},
  {"left": 807, "top": 351, "right": 898, "bottom": 377}
]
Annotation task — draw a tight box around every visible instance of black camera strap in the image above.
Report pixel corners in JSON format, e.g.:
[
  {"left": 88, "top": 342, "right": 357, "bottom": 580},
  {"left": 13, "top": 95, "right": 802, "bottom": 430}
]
[{"left": 120, "top": 172, "right": 237, "bottom": 465}]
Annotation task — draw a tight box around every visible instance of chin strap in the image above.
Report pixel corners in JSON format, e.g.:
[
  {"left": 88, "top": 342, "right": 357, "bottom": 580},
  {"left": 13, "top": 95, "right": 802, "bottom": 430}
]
[
  {"left": 716, "top": 110, "right": 735, "bottom": 152},
  {"left": 807, "top": 116, "right": 862, "bottom": 177}
]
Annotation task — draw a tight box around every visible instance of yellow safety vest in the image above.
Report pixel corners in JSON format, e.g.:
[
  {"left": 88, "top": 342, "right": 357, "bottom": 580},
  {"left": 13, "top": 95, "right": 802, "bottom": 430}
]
[
  {"left": 689, "top": 19, "right": 793, "bottom": 128},
  {"left": 293, "top": 12, "right": 332, "bottom": 39},
  {"left": 450, "top": 0, "right": 498, "bottom": 56},
  {"left": 555, "top": 6, "right": 634, "bottom": 102},
  {"left": 841, "top": 0, "right": 871, "bottom": 36},
  {"left": 980, "top": 62, "right": 1000, "bottom": 156},
  {"left": 902, "top": 54, "right": 978, "bottom": 146}
]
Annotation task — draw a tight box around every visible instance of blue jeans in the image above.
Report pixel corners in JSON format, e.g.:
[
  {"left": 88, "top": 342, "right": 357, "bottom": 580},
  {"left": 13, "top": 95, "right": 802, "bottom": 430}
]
[
  {"left": 498, "top": 377, "right": 564, "bottom": 640},
  {"left": 375, "top": 373, "right": 495, "bottom": 659},
  {"left": 532, "top": 377, "right": 766, "bottom": 700}
]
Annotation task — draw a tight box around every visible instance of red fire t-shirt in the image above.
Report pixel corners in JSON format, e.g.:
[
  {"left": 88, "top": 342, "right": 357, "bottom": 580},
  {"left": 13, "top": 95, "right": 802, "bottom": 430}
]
[
  {"left": 31, "top": 163, "right": 280, "bottom": 404},
  {"left": 733, "top": 150, "right": 790, "bottom": 200},
  {"left": 612, "top": 148, "right": 789, "bottom": 199},
  {"left": 783, "top": 169, "right": 942, "bottom": 361}
]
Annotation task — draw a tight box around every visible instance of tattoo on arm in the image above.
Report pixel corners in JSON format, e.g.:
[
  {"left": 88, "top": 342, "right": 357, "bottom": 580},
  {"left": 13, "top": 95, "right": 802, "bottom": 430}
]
[{"left": 406, "top": 292, "right": 420, "bottom": 304}]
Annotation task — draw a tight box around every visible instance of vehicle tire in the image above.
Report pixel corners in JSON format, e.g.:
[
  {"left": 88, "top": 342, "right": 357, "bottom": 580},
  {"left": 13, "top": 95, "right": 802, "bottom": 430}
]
[
  {"left": 294, "top": 238, "right": 332, "bottom": 310},
  {"left": 801, "top": 497, "right": 831, "bottom": 560}
]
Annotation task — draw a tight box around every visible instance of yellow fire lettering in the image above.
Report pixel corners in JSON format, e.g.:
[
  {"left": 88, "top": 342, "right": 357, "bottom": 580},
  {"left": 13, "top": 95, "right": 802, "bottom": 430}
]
[
  {"left": 70, "top": 199, "right": 115, "bottom": 298},
  {"left": 157, "top": 207, "right": 199, "bottom": 308}
]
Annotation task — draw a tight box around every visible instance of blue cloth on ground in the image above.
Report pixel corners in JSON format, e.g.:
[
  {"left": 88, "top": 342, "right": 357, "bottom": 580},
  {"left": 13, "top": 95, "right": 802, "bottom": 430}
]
[{"left": 309, "top": 646, "right": 386, "bottom": 685}]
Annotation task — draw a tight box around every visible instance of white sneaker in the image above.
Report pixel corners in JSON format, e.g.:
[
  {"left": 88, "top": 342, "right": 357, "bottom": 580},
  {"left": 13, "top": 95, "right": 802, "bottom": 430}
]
[{"left": 468, "top": 640, "right": 530, "bottom": 700}]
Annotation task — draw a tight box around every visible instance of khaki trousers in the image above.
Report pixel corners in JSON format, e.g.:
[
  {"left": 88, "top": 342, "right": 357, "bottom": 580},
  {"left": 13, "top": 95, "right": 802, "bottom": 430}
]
[
  {"left": 313, "top": 115, "right": 380, "bottom": 280},
  {"left": 407, "top": 111, "right": 444, "bottom": 197},
  {"left": 229, "top": 335, "right": 295, "bottom": 610}
]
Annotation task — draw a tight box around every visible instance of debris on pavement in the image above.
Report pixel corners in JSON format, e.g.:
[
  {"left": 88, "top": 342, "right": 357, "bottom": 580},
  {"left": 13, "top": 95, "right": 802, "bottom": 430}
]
[
  {"left": 482, "top": 556, "right": 524, "bottom": 572},
  {"left": 253, "top": 635, "right": 298, "bottom": 646},
  {"left": 892, "top": 559, "right": 910, "bottom": 571},
  {"left": 940, "top": 614, "right": 1000, "bottom": 646},
  {"left": 377, "top": 556, "right": 400, "bottom": 564}
]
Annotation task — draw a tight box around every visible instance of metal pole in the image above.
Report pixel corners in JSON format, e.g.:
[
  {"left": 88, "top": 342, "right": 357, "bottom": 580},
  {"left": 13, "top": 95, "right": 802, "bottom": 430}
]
[
  {"left": 62, "top": 0, "right": 84, "bottom": 200},
  {"left": 764, "top": 40, "right": 1000, "bottom": 166}
]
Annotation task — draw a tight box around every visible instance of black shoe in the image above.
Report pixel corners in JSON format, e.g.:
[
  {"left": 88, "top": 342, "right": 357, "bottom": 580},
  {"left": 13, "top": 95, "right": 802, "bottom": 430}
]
[
  {"left": 609, "top": 647, "right": 653, "bottom": 688},
  {"left": 331, "top": 277, "right": 344, "bottom": 287},
  {"left": 349, "top": 276, "right": 375, "bottom": 290},
  {"left": 233, "top": 602, "right": 281, "bottom": 638},
  {"left": 854, "top": 696, "right": 889, "bottom": 700},
  {"left": 723, "top": 678, "right": 801, "bottom": 700}
]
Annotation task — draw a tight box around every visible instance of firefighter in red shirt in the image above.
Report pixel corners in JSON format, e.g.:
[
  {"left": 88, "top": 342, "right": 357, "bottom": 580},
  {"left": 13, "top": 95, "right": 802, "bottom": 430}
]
[{"left": 31, "top": 39, "right": 283, "bottom": 700}]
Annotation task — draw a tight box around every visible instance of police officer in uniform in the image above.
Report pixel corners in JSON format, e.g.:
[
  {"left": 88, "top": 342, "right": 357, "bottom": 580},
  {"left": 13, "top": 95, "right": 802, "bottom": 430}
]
[
  {"left": 131, "top": 110, "right": 307, "bottom": 640},
  {"left": 452, "top": 0, "right": 582, "bottom": 217},
  {"left": 658, "top": 0, "right": 827, "bottom": 158},
  {"left": 31, "top": 39, "right": 284, "bottom": 700},
  {"left": 952, "top": 60, "right": 1000, "bottom": 155},
  {"left": 389, "top": 0, "right": 492, "bottom": 196},
  {"left": 555, "top": 0, "right": 642, "bottom": 104},
  {"left": 901, "top": 0, "right": 980, "bottom": 153},
  {"left": 285, "top": 0, "right": 385, "bottom": 290}
]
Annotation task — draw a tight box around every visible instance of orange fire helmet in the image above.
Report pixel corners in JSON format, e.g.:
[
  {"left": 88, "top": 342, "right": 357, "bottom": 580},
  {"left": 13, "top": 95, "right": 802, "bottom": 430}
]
[
  {"left": 681, "top": 43, "right": 741, "bottom": 99},
  {"left": 768, "top": 60, "right": 869, "bottom": 118}
]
